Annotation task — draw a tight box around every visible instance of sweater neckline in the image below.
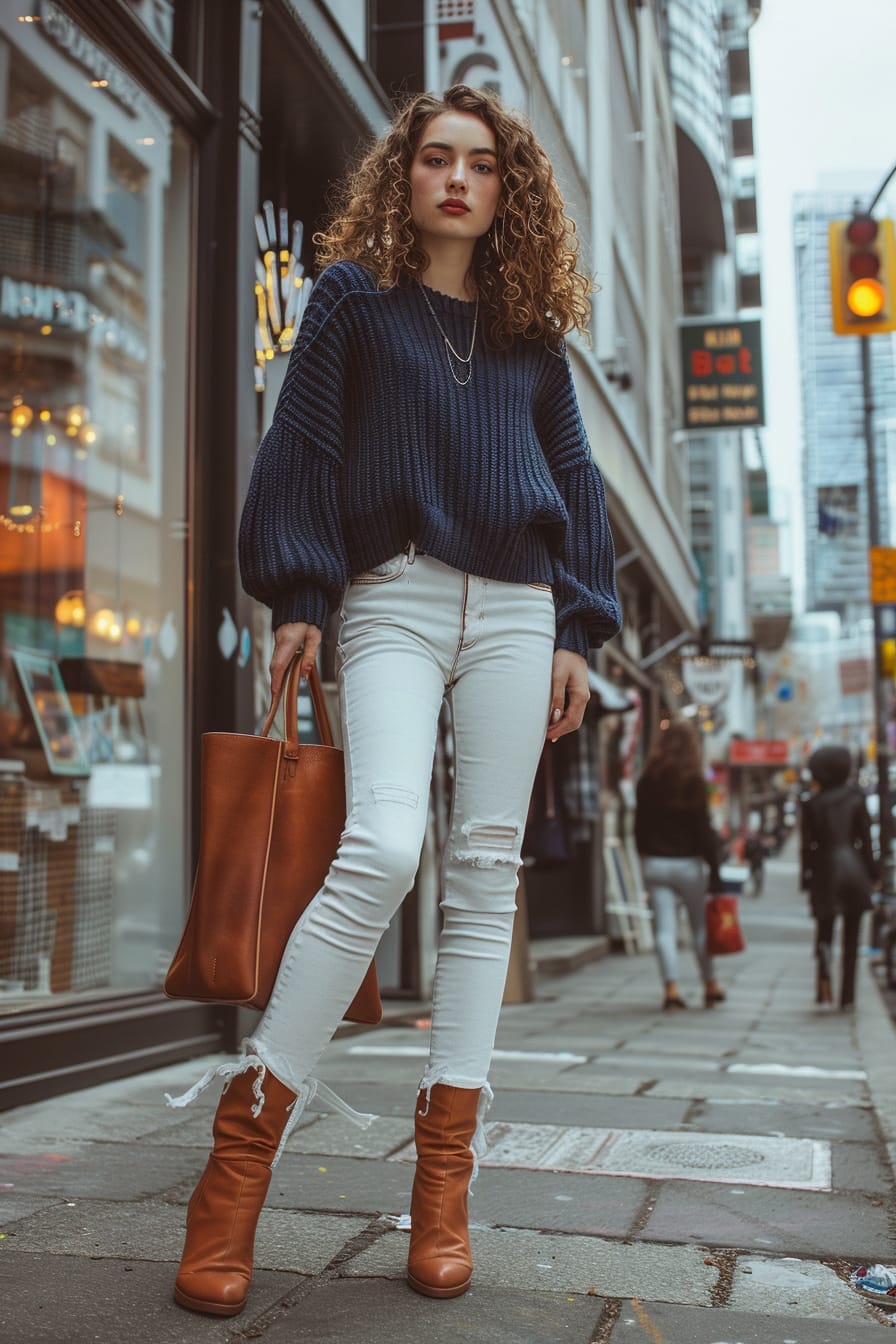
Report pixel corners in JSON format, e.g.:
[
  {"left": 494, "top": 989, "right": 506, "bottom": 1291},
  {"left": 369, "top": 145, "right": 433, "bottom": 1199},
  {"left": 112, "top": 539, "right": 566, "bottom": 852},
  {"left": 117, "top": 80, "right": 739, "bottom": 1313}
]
[{"left": 417, "top": 281, "right": 478, "bottom": 312}]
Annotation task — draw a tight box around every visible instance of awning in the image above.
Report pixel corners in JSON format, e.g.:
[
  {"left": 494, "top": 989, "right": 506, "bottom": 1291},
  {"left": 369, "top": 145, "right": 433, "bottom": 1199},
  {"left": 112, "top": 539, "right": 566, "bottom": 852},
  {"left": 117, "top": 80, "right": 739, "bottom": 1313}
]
[{"left": 588, "top": 670, "right": 637, "bottom": 716}]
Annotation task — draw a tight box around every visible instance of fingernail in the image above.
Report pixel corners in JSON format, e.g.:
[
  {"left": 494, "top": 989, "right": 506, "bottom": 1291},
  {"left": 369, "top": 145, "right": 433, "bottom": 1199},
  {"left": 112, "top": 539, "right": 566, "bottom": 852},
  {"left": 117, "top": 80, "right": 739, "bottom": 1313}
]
[{"left": 551, "top": 708, "right": 562, "bottom": 723}]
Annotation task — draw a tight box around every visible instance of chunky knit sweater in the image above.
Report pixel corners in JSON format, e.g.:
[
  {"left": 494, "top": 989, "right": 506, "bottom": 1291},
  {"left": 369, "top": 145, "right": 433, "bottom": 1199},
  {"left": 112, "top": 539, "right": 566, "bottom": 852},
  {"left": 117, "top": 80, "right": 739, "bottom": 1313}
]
[{"left": 238, "top": 260, "right": 621, "bottom": 657}]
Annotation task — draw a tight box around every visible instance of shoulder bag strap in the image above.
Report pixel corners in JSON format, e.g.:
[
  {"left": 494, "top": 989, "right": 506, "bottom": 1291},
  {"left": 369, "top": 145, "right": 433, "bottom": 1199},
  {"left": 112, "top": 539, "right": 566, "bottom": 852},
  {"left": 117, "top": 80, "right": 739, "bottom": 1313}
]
[{"left": 259, "top": 659, "right": 335, "bottom": 752}]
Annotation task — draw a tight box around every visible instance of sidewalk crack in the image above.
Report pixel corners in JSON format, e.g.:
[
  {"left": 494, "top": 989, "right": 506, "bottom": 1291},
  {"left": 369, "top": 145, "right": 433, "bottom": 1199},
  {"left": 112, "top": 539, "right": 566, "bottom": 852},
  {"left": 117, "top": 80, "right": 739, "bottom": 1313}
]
[
  {"left": 707, "top": 1246, "right": 737, "bottom": 1308},
  {"left": 230, "top": 1216, "right": 389, "bottom": 1339},
  {"left": 589, "top": 1298, "right": 621, "bottom": 1343}
]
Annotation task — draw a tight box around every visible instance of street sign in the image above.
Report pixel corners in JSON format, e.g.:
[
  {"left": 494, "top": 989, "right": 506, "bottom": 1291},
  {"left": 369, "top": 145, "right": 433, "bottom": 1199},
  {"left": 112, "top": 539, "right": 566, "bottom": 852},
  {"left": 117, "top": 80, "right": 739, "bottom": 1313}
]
[
  {"left": 729, "top": 739, "right": 789, "bottom": 766},
  {"left": 680, "top": 320, "right": 765, "bottom": 430},
  {"left": 870, "top": 547, "right": 896, "bottom": 604},
  {"left": 682, "top": 658, "right": 731, "bottom": 708},
  {"left": 677, "top": 640, "right": 756, "bottom": 662}
]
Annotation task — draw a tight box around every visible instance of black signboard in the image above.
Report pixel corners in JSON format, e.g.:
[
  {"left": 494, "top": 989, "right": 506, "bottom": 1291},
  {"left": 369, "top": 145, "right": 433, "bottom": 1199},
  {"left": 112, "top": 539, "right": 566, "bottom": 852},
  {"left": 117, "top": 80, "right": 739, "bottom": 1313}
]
[{"left": 680, "top": 319, "right": 765, "bottom": 430}]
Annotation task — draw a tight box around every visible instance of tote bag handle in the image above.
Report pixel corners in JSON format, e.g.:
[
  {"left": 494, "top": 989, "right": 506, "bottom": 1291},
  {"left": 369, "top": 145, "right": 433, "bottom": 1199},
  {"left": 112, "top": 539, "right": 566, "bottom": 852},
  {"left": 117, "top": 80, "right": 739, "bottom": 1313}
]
[{"left": 260, "top": 659, "right": 335, "bottom": 751}]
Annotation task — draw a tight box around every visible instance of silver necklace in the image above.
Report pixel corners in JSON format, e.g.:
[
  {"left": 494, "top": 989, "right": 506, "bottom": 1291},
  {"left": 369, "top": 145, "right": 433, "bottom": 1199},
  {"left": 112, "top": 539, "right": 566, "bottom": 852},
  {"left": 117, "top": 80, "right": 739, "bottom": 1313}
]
[{"left": 419, "top": 285, "right": 479, "bottom": 386}]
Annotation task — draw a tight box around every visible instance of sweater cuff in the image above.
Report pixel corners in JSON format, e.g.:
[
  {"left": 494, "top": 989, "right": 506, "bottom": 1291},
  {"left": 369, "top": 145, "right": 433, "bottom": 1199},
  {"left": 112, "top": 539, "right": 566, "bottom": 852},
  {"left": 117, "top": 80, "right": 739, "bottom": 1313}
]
[
  {"left": 271, "top": 581, "right": 330, "bottom": 631},
  {"left": 555, "top": 620, "right": 590, "bottom": 658}
]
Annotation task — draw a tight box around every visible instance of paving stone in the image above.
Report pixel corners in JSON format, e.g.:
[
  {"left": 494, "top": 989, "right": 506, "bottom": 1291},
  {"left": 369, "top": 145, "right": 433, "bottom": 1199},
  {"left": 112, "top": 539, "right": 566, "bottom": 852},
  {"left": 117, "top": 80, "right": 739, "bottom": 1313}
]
[
  {"left": 6, "top": 1199, "right": 368, "bottom": 1272},
  {"left": 489, "top": 1069, "right": 644, "bottom": 1096},
  {"left": 831, "top": 1140, "right": 894, "bottom": 1194},
  {"left": 343, "top": 1226, "right": 719, "bottom": 1304},
  {"left": 642, "top": 1181, "right": 896, "bottom": 1259},
  {"left": 490, "top": 1089, "right": 691, "bottom": 1130},
  {"left": 587, "top": 1053, "right": 723, "bottom": 1075},
  {"left": 728, "top": 1254, "right": 877, "bottom": 1321},
  {"left": 0, "top": 1142, "right": 207, "bottom": 1200},
  {"left": 0, "top": 1092, "right": 216, "bottom": 1151},
  {"left": 0, "top": 1252, "right": 297, "bottom": 1344},
  {"left": 248, "top": 1153, "right": 648, "bottom": 1238},
  {"left": 646, "top": 1079, "right": 870, "bottom": 1105},
  {"left": 689, "top": 1099, "right": 879, "bottom": 1141},
  {"left": 261, "top": 1152, "right": 416, "bottom": 1215},
  {"left": 262, "top": 1277, "right": 604, "bottom": 1343},
  {"left": 608, "top": 1299, "right": 886, "bottom": 1342},
  {"left": 0, "top": 1192, "right": 61, "bottom": 1227},
  {"left": 285, "top": 1114, "right": 413, "bottom": 1158}
]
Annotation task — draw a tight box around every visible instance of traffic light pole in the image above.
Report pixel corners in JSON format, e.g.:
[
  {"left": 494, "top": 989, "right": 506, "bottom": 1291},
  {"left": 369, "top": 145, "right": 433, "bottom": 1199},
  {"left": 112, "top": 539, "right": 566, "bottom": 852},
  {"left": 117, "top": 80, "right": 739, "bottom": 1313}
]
[{"left": 862, "top": 333, "right": 895, "bottom": 890}]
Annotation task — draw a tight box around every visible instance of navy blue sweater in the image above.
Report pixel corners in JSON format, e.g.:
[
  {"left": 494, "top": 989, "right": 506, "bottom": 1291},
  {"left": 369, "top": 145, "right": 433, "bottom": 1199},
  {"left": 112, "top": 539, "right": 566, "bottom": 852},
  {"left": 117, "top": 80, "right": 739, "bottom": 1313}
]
[{"left": 238, "top": 260, "right": 621, "bottom": 657}]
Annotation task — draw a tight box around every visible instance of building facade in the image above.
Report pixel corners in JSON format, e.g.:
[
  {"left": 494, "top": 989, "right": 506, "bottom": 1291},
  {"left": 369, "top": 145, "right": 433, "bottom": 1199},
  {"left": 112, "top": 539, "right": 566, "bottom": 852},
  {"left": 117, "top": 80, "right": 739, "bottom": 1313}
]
[
  {"left": 794, "top": 188, "right": 896, "bottom": 622},
  {"left": 663, "top": 0, "right": 763, "bottom": 762}
]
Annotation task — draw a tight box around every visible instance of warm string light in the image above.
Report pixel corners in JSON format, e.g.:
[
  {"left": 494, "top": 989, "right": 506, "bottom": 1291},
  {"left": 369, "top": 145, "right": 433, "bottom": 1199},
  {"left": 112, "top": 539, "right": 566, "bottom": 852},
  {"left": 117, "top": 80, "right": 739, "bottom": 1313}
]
[{"left": 4, "top": 399, "right": 135, "bottom": 639}]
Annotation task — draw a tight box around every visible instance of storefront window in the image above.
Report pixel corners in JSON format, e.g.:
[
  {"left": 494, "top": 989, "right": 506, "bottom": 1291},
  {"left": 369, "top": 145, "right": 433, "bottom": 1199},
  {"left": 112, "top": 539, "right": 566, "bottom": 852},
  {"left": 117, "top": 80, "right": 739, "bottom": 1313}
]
[{"left": 0, "top": 4, "right": 191, "bottom": 1005}]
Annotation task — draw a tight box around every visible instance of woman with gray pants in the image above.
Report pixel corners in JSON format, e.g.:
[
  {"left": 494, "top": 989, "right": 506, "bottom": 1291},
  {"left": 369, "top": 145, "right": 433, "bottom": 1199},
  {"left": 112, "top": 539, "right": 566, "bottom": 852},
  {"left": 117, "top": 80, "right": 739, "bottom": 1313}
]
[{"left": 635, "top": 721, "right": 725, "bottom": 1010}]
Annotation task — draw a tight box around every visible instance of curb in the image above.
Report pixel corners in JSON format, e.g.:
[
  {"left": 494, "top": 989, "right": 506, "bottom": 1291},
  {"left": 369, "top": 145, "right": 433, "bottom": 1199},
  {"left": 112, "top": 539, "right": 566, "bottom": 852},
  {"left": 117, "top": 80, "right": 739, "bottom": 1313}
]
[
  {"left": 856, "top": 955, "right": 896, "bottom": 1168},
  {"left": 530, "top": 935, "right": 610, "bottom": 975}
]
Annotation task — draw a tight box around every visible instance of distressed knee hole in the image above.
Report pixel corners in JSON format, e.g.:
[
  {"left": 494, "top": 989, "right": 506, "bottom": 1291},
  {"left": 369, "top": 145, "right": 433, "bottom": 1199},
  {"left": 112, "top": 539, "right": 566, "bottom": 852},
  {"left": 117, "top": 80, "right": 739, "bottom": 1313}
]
[
  {"left": 370, "top": 782, "right": 419, "bottom": 808},
  {"left": 453, "top": 820, "right": 520, "bottom": 868}
]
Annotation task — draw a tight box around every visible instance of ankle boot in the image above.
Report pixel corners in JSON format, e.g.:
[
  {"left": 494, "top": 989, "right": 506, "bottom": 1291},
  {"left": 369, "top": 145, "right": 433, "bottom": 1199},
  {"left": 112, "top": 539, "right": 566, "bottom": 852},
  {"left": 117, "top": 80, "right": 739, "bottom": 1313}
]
[
  {"left": 407, "top": 1083, "right": 481, "bottom": 1299},
  {"left": 174, "top": 1065, "right": 297, "bottom": 1316}
]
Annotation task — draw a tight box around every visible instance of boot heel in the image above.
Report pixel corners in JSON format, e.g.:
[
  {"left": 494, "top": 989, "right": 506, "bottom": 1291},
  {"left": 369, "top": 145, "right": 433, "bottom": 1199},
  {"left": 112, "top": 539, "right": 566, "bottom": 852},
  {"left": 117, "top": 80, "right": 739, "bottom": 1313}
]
[
  {"left": 173, "top": 1066, "right": 297, "bottom": 1317},
  {"left": 406, "top": 1084, "right": 481, "bottom": 1300},
  {"left": 406, "top": 1268, "right": 471, "bottom": 1299}
]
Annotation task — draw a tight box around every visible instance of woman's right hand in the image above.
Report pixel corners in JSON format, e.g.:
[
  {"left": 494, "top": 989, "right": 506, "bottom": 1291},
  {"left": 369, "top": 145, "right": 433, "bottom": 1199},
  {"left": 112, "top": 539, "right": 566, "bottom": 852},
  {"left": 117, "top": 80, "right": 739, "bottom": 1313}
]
[{"left": 270, "top": 621, "right": 323, "bottom": 703}]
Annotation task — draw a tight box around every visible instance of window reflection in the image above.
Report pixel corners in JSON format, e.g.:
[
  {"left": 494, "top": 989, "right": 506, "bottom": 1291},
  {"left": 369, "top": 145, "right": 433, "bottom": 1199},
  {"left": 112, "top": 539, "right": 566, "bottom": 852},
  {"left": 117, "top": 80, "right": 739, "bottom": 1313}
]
[{"left": 0, "top": 11, "right": 190, "bottom": 1004}]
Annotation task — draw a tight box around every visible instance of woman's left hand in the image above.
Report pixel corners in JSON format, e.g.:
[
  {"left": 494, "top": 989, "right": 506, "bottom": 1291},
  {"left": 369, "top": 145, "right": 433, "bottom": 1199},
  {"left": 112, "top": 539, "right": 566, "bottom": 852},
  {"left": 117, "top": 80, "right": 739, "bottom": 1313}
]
[{"left": 547, "top": 650, "right": 590, "bottom": 742}]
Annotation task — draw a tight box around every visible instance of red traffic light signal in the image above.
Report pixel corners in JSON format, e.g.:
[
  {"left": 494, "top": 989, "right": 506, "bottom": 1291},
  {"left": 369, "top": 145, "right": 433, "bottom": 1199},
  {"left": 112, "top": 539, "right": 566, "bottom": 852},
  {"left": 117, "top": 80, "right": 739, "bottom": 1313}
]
[{"left": 829, "top": 215, "right": 896, "bottom": 334}]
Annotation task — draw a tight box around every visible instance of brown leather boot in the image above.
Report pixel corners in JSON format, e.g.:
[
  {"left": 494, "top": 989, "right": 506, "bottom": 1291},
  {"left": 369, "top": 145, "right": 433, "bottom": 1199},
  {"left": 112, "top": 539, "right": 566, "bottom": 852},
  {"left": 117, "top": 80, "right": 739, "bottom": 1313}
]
[
  {"left": 406, "top": 1083, "right": 481, "bottom": 1299},
  {"left": 174, "top": 1064, "right": 297, "bottom": 1316}
]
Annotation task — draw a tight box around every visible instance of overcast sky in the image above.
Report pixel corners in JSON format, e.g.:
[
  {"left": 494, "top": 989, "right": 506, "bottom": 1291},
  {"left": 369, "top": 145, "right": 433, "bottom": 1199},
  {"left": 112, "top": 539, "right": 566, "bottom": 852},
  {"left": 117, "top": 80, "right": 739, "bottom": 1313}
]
[{"left": 749, "top": 0, "right": 896, "bottom": 604}]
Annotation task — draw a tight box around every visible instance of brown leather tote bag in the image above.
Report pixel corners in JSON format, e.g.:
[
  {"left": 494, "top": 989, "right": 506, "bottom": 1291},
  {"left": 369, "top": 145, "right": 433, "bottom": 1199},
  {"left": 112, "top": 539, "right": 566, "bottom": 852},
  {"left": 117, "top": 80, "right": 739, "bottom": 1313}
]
[{"left": 164, "top": 659, "right": 381, "bottom": 1022}]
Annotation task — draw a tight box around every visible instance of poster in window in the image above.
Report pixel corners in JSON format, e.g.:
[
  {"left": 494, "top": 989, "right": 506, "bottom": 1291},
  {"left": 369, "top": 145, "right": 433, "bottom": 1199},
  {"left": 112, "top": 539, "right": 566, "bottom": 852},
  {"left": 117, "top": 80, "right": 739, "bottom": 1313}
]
[{"left": 10, "top": 651, "right": 90, "bottom": 777}]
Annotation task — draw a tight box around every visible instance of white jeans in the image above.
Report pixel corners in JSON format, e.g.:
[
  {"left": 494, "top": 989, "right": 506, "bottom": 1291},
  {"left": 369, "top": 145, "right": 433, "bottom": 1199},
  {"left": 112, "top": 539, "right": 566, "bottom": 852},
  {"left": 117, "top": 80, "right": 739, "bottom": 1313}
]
[
  {"left": 641, "top": 854, "right": 714, "bottom": 985},
  {"left": 169, "top": 550, "right": 555, "bottom": 1148}
]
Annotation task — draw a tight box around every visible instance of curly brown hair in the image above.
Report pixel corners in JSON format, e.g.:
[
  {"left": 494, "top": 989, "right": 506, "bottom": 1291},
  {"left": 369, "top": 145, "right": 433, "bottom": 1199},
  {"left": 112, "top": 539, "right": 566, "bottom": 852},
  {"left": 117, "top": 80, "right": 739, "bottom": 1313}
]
[
  {"left": 313, "top": 84, "right": 591, "bottom": 348},
  {"left": 642, "top": 720, "right": 706, "bottom": 800}
]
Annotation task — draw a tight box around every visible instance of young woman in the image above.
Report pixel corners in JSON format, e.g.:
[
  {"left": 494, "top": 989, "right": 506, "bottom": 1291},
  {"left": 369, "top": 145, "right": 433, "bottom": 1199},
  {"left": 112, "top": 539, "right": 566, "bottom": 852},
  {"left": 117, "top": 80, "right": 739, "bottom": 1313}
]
[
  {"left": 166, "top": 83, "right": 620, "bottom": 1316},
  {"left": 801, "top": 744, "right": 879, "bottom": 1008},
  {"left": 635, "top": 720, "right": 726, "bottom": 1010}
]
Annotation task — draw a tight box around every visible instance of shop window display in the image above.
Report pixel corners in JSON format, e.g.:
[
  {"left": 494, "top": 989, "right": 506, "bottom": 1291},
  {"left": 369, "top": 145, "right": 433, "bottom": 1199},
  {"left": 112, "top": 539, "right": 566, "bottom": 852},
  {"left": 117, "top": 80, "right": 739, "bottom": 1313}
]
[{"left": 0, "top": 7, "right": 191, "bottom": 1006}]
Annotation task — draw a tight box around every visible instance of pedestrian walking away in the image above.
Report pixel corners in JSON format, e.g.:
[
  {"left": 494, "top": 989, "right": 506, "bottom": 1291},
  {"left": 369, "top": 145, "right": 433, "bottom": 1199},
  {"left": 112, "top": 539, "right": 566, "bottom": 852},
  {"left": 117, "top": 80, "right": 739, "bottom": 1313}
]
[
  {"left": 164, "top": 83, "right": 620, "bottom": 1317},
  {"left": 801, "top": 743, "right": 880, "bottom": 1009},
  {"left": 634, "top": 719, "right": 726, "bottom": 1011}
]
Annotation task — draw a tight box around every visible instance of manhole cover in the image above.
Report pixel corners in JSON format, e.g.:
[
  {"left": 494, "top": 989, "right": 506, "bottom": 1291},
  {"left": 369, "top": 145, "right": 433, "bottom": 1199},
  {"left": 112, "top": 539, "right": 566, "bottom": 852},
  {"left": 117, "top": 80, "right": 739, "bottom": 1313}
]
[
  {"left": 640, "top": 1140, "right": 767, "bottom": 1169},
  {"left": 390, "top": 1123, "right": 831, "bottom": 1191}
]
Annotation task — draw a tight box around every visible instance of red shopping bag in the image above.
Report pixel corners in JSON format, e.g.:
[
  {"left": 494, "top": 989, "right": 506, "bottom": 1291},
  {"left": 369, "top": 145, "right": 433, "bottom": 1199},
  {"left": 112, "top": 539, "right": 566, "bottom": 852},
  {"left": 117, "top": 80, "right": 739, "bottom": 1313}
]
[{"left": 705, "top": 893, "right": 746, "bottom": 955}]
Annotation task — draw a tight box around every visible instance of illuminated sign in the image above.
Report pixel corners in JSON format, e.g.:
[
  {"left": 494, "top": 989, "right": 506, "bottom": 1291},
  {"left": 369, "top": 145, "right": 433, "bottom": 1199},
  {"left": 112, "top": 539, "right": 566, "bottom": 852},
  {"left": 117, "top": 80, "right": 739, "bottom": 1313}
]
[
  {"left": 680, "top": 319, "right": 765, "bottom": 430},
  {"left": 38, "top": 1, "right": 142, "bottom": 116},
  {"left": 0, "top": 276, "right": 148, "bottom": 363},
  {"left": 729, "top": 739, "right": 789, "bottom": 766}
]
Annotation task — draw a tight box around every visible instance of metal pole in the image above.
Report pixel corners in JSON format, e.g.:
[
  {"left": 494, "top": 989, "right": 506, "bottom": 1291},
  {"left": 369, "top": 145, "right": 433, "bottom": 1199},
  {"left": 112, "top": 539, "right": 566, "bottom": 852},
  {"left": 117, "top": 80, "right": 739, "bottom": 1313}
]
[{"left": 862, "top": 334, "right": 894, "bottom": 888}]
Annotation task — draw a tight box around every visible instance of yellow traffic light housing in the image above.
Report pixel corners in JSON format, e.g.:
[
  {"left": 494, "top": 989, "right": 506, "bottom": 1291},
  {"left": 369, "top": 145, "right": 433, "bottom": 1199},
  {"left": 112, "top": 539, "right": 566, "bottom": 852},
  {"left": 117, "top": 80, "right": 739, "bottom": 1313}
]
[{"left": 829, "top": 215, "right": 896, "bottom": 335}]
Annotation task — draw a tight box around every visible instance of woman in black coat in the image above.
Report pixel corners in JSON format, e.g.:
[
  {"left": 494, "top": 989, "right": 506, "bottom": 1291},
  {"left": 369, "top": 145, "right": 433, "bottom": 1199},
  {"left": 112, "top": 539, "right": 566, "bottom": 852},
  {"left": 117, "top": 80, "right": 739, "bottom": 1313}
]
[{"left": 801, "top": 745, "right": 879, "bottom": 1008}]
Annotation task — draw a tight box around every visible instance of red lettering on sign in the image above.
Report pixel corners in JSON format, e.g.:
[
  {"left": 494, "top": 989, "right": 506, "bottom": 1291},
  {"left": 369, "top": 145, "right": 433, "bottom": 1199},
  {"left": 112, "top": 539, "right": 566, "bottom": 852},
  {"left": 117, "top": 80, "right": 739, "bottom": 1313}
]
[
  {"left": 738, "top": 347, "right": 752, "bottom": 373},
  {"left": 715, "top": 354, "right": 736, "bottom": 374},
  {"left": 691, "top": 349, "right": 713, "bottom": 376}
]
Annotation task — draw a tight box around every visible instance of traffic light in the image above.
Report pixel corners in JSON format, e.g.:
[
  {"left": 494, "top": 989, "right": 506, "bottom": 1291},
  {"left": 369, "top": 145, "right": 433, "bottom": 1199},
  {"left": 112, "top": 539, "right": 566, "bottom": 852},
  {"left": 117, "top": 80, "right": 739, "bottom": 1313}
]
[{"left": 829, "top": 215, "right": 896, "bottom": 335}]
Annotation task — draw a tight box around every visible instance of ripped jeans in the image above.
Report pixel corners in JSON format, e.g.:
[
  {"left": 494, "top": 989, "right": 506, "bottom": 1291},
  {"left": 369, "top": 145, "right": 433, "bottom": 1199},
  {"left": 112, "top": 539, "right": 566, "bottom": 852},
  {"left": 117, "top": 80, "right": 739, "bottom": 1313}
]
[{"left": 169, "top": 549, "right": 555, "bottom": 1151}]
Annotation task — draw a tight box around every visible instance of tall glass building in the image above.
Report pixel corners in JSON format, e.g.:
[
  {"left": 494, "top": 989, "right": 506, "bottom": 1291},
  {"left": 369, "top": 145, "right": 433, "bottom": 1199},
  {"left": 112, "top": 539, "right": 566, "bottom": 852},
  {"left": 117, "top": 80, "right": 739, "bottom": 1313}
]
[{"left": 794, "top": 190, "right": 896, "bottom": 619}]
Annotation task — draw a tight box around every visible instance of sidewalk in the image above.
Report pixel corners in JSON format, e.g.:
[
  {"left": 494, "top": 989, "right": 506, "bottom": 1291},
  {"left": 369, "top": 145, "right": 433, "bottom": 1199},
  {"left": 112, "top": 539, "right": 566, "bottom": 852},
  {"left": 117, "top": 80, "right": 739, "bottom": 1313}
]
[{"left": 3, "top": 849, "right": 896, "bottom": 1342}]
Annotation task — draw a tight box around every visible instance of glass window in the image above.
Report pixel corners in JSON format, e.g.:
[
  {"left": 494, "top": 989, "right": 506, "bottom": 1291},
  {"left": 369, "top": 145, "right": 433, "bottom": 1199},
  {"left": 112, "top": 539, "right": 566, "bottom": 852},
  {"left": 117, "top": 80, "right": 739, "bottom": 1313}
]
[{"left": 0, "top": 8, "right": 191, "bottom": 1005}]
